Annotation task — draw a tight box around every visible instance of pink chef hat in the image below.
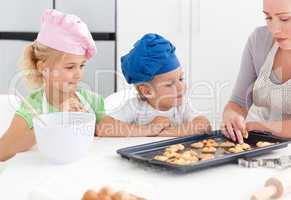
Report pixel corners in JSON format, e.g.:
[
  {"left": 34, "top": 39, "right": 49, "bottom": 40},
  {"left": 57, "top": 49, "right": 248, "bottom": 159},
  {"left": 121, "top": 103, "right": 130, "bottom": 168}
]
[{"left": 36, "top": 9, "right": 96, "bottom": 59}]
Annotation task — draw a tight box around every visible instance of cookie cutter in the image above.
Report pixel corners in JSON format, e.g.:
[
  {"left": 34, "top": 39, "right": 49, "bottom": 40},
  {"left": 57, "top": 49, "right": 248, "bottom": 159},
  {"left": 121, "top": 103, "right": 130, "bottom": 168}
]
[{"left": 238, "top": 155, "right": 291, "bottom": 169}]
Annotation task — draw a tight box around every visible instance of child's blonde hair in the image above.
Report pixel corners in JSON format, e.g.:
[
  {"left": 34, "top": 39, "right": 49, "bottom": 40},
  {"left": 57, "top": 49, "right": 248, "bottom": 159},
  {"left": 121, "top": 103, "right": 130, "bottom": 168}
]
[{"left": 19, "top": 41, "right": 65, "bottom": 89}]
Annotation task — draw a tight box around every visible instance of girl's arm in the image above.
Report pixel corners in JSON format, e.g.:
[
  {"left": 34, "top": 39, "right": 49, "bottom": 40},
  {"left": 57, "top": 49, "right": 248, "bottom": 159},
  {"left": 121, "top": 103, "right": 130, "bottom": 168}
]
[
  {"left": 247, "top": 120, "right": 291, "bottom": 138},
  {"left": 95, "top": 116, "right": 171, "bottom": 137},
  {"left": 0, "top": 115, "right": 36, "bottom": 161}
]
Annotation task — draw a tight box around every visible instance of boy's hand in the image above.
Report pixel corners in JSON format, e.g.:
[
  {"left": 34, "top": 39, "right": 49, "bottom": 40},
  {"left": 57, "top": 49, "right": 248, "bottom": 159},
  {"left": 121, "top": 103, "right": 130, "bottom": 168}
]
[
  {"left": 159, "top": 126, "right": 180, "bottom": 137},
  {"left": 146, "top": 116, "right": 171, "bottom": 136},
  {"left": 159, "top": 116, "right": 212, "bottom": 137},
  {"left": 191, "top": 116, "right": 212, "bottom": 134}
]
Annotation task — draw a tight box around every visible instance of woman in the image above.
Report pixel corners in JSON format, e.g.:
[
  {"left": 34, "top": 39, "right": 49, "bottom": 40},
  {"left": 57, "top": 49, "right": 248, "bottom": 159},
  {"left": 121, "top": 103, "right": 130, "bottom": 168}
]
[{"left": 222, "top": 0, "right": 291, "bottom": 143}]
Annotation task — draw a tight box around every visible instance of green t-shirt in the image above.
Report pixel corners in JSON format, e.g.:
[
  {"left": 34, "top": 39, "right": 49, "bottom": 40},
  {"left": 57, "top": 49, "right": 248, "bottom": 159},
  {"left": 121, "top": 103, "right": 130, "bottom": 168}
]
[{"left": 15, "top": 88, "right": 104, "bottom": 129}]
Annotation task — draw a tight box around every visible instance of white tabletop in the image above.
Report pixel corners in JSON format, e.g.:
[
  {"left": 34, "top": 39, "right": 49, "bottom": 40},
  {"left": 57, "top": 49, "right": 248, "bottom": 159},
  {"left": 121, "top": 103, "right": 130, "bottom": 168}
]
[{"left": 0, "top": 137, "right": 290, "bottom": 200}]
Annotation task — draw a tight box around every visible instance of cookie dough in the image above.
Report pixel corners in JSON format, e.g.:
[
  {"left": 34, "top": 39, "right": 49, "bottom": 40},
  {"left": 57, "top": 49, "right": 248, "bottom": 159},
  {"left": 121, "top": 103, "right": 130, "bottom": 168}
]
[
  {"left": 237, "top": 143, "right": 251, "bottom": 150},
  {"left": 181, "top": 150, "right": 198, "bottom": 160},
  {"left": 199, "top": 154, "right": 215, "bottom": 161},
  {"left": 242, "top": 130, "right": 249, "bottom": 139},
  {"left": 154, "top": 155, "right": 169, "bottom": 162},
  {"left": 202, "top": 146, "right": 217, "bottom": 153},
  {"left": 228, "top": 145, "right": 244, "bottom": 153},
  {"left": 205, "top": 140, "right": 219, "bottom": 147},
  {"left": 219, "top": 141, "right": 235, "bottom": 148},
  {"left": 165, "top": 144, "right": 185, "bottom": 152},
  {"left": 163, "top": 151, "right": 180, "bottom": 158},
  {"left": 256, "top": 141, "right": 274, "bottom": 148},
  {"left": 191, "top": 142, "right": 204, "bottom": 149}
]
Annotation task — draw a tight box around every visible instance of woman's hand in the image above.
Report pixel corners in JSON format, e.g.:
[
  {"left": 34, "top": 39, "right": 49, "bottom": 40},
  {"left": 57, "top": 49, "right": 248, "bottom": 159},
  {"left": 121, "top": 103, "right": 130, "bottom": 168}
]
[{"left": 221, "top": 102, "right": 248, "bottom": 143}]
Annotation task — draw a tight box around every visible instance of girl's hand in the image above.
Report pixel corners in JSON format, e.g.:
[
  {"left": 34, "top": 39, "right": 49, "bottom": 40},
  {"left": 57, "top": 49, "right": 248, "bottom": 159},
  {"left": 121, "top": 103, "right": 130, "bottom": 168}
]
[
  {"left": 221, "top": 112, "right": 246, "bottom": 143},
  {"left": 60, "top": 98, "right": 87, "bottom": 112}
]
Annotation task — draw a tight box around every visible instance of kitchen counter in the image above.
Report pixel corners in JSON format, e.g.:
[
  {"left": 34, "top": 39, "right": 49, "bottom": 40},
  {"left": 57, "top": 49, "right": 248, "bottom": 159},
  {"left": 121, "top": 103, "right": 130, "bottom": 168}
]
[{"left": 0, "top": 137, "right": 290, "bottom": 200}]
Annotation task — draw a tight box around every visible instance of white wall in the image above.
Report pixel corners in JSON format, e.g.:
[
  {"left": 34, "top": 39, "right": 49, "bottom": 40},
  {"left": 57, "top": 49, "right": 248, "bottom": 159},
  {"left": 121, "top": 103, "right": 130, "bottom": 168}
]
[
  {"left": 189, "top": 0, "right": 265, "bottom": 128},
  {"left": 116, "top": 0, "right": 191, "bottom": 90},
  {"left": 117, "top": 0, "right": 265, "bottom": 128}
]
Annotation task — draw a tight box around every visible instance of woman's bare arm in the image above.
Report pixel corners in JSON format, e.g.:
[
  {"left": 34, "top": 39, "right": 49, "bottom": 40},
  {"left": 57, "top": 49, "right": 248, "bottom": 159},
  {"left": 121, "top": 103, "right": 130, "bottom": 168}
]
[{"left": 247, "top": 120, "right": 291, "bottom": 138}]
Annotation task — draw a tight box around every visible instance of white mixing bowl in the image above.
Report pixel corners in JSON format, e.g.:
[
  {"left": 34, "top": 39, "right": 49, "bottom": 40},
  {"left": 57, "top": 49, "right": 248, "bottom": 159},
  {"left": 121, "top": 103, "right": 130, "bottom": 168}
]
[{"left": 33, "top": 112, "right": 96, "bottom": 164}]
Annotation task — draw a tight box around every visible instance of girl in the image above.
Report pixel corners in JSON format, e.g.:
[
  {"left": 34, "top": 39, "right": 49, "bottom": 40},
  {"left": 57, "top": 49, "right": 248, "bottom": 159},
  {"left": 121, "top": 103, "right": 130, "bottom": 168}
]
[{"left": 0, "top": 9, "right": 104, "bottom": 161}]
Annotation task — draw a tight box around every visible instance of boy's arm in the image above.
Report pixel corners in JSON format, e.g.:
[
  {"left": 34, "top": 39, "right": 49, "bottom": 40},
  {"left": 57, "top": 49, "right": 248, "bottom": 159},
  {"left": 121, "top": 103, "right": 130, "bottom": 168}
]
[
  {"left": 95, "top": 116, "right": 170, "bottom": 137},
  {"left": 159, "top": 116, "right": 212, "bottom": 137}
]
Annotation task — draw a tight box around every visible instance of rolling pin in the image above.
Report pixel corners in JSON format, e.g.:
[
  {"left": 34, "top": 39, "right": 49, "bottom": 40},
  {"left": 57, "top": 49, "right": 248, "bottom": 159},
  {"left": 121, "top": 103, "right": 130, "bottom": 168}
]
[{"left": 251, "top": 168, "right": 291, "bottom": 200}]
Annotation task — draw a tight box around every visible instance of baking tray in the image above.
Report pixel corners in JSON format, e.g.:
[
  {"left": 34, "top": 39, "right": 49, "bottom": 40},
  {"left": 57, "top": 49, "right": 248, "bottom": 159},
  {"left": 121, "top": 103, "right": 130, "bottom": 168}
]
[{"left": 117, "top": 130, "right": 290, "bottom": 173}]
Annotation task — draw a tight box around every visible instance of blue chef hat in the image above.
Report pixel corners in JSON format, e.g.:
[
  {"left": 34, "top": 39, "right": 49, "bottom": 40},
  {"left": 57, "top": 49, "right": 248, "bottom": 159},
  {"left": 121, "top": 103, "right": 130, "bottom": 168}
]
[{"left": 121, "top": 33, "right": 180, "bottom": 84}]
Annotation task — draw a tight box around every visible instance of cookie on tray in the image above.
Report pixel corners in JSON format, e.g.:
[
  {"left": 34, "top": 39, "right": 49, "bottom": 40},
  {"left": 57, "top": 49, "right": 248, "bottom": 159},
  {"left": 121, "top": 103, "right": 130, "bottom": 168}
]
[
  {"left": 219, "top": 141, "right": 236, "bottom": 148},
  {"left": 237, "top": 143, "right": 251, "bottom": 150},
  {"left": 202, "top": 146, "right": 217, "bottom": 153},
  {"left": 153, "top": 155, "right": 169, "bottom": 162},
  {"left": 256, "top": 141, "right": 274, "bottom": 148},
  {"left": 181, "top": 150, "right": 198, "bottom": 160},
  {"left": 199, "top": 154, "right": 215, "bottom": 161},
  {"left": 165, "top": 144, "right": 185, "bottom": 152},
  {"left": 163, "top": 151, "right": 181, "bottom": 159},
  {"left": 191, "top": 142, "right": 204, "bottom": 149},
  {"left": 228, "top": 145, "right": 244, "bottom": 153},
  {"left": 205, "top": 140, "right": 219, "bottom": 148}
]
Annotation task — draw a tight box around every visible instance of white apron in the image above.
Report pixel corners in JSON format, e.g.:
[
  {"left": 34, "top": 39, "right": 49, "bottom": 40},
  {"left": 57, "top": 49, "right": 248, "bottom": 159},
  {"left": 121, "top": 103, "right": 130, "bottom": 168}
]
[{"left": 247, "top": 42, "right": 291, "bottom": 122}]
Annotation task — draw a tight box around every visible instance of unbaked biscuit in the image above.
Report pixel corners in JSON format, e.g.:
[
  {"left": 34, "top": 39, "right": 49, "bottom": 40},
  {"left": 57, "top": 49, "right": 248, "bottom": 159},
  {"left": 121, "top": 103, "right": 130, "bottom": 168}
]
[
  {"left": 256, "top": 141, "right": 274, "bottom": 148},
  {"left": 191, "top": 142, "right": 204, "bottom": 149},
  {"left": 219, "top": 141, "right": 235, "bottom": 148},
  {"left": 163, "top": 151, "right": 180, "bottom": 158},
  {"left": 205, "top": 141, "right": 219, "bottom": 147},
  {"left": 199, "top": 154, "right": 215, "bottom": 161},
  {"left": 202, "top": 146, "right": 217, "bottom": 153},
  {"left": 181, "top": 150, "right": 198, "bottom": 160},
  {"left": 238, "top": 143, "right": 251, "bottom": 150},
  {"left": 165, "top": 144, "right": 185, "bottom": 152},
  {"left": 154, "top": 155, "right": 169, "bottom": 162},
  {"left": 242, "top": 130, "right": 249, "bottom": 139},
  {"left": 228, "top": 146, "right": 244, "bottom": 153},
  {"left": 168, "top": 157, "right": 190, "bottom": 165}
]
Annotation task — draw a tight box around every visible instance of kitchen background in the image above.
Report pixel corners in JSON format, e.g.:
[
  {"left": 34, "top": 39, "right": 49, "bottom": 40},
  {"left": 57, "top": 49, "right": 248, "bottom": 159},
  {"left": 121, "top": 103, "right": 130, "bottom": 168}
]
[{"left": 0, "top": 0, "right": 265, "bottom": 128}]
